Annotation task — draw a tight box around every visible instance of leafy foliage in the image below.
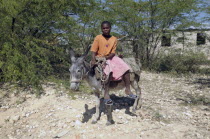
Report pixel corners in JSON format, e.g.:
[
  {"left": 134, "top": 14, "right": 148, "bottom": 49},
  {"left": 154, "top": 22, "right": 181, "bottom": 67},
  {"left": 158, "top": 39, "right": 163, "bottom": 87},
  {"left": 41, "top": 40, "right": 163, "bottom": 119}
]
[
  {"left": 107, "top": 0, "right": 202, "bottom": 66},
  {"left": 0, "top": 0, "right": 208, "bottom": 93},
  {"left": 0, "top": 0, "right": 77, "bottom": 89},
  {"left": 150, "top": 51, "right": 208, "bottom": 74}
]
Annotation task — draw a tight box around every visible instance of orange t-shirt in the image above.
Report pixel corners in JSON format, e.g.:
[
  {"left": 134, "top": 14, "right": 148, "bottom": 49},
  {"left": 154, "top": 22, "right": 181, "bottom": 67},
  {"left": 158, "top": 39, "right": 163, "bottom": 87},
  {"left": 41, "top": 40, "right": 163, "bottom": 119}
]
[{"left": 90, "top": 34, "right": 117, "bottom": 57}]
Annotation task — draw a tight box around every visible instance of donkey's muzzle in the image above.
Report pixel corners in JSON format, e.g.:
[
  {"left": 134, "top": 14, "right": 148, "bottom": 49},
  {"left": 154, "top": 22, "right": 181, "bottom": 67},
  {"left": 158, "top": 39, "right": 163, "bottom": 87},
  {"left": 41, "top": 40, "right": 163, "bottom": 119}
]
[{"left": 70, "top": 83, "right": 79, "bottom": 91}]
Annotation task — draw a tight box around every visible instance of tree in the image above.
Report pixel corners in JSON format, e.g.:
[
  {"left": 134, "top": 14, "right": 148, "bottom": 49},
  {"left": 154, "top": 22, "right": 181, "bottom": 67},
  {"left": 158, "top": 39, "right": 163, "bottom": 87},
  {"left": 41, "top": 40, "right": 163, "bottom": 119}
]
[
  {"left": 108, "top": 0, "right": 202, "bottom": 67},
  {"left": 64, "top": 0, "right": 118, "bottom": 52},
  {"left": 0, "top": 0, "right": 78, "bottom": 89},
  {"left": 0, "top": 0, "right": 206, "bottom": 91}
]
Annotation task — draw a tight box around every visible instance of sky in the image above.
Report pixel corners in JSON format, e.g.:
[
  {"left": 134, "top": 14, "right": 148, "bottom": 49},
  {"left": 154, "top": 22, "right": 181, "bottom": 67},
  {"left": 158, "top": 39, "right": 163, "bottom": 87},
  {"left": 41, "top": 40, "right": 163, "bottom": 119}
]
[{"left": 194, "top": 0, "right": 210, "bottom": 25}]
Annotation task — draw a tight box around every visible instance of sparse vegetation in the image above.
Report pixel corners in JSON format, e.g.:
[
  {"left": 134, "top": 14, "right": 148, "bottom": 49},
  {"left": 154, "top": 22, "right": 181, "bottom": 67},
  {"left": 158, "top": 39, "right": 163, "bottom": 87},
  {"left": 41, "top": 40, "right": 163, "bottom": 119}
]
[
  {"left": 152, "top": 111, "right": 164, "bottom": 121},
  {"left": 15, "top": 98, "right": 26, "bottom": 105},
  {"left": 149, "top": 51, "right": 209, "bottom": 74},
  {"left": 0, "top": 0, "right": 207, "bottom": 94},
  {"left": 79, "top": 81, "right": 93, "bottom": 94},
  {"left": 0, "top": 71, "right": 209, "bottom": 138},
  {"left": 177, "top": 94, "right": 210, "bottom": 106}
]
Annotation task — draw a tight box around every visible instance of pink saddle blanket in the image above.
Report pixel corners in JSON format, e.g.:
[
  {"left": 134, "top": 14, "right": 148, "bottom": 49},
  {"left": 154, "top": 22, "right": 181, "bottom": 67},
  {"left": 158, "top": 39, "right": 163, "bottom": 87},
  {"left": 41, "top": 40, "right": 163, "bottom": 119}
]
[{"left": 104, "top": 56, "right": 130, "bottom": 80}]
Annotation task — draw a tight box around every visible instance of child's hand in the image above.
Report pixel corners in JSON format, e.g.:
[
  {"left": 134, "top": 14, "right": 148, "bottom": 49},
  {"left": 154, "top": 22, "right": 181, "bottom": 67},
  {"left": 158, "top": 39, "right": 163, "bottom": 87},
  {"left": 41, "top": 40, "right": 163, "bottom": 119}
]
[
  {"left": 90, "top": 59, "right": 96, "bottom": 67},
  {"left": 119, "top": 54, "right": 123, "bottom": 58}
]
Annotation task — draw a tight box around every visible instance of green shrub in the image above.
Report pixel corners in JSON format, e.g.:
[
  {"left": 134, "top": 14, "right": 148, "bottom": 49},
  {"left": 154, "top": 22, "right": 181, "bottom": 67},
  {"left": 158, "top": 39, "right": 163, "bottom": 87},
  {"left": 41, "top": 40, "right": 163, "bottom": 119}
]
[
  {"left": 150, "top": 51, "right": 209, "bottom": 74},
  {"left": 0, "top": 0, "right": 76, "bottom": 95}
]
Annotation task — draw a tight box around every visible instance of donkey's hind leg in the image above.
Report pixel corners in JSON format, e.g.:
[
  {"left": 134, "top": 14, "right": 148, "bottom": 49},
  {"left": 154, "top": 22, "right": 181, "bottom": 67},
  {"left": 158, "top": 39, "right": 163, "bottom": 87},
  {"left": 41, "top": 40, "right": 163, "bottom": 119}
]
[
  {"left": 92, "top": 92, "right": 100, "bottom": 124},
  {"left": 131, "top": 79, "right": 142, "bottom": 112}
]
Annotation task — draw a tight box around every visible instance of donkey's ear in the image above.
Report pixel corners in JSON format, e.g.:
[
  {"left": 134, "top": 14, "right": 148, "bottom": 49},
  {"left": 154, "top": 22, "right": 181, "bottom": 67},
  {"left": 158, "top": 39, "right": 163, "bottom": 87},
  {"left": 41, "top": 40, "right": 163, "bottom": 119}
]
[
  {"left": 81, "top": 45, "right": 91, "bottom": 60},
  {"left": 69, "top": 47, "right": 76, "bottom": 62}
]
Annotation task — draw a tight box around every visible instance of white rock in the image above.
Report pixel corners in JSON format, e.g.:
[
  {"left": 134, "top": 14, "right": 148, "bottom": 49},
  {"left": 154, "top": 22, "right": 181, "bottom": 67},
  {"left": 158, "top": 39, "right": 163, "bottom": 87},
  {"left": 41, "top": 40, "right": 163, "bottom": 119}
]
[
  {"left": 7, "top": 134, "right": 16, "bottom": 139},
  {"left": 66, "top": 119, "right": 71, "bottom": 123},
  {"left": 2, "top": 106, "right": 10, "bottom": 109},
  {"left": 63, "top": 124, "right": 68, "bottom": 128},
  {"left": 126, "top": 116, "right": 132, "bottom": 120},
  {"left": 70, "top": 122, "right": 75, "bottom": 127},
  {"left": 75, "top": 120, "right": 82, "bottom": 126},
  {"left": 115, "top": 109, "right": 120, "bottom": 112},
  {"left": 183, "top": 112, "right": 192, "bottom": 118},
  {"left": 160, "top": 121, "right": 166, "bottom": 126},
  {"left": 39, "top": 130, "right": 46, "bottom": 137},
  {"left": 9, "top": 115, "right": 20, "bottom": 123},
  {"left": 66, "top": 106, "right": 72, "bottom": 109},
  {"left": 26, "top": 94, "right": 32, "bottom": 98},
  {"left": 118, "top": 116, "right": 123, "bottom": 119},
  {"left": 124, "top": 120, "right": 128, "bottom": 124},
  {"left": 50, "top": 109, "right": 55, "bottom": 112},
  {"left": 57, "top": 122, "right": 64, "bottom": 128},
  {"left": 55, "top": 130, "right": 69, "bottom": 138},
  {"left": 72, "top": 109, "right": 77, "bottom": 112},
  {"left": 76, "top": 114, "right": 81, "bottom": 118},
  {"left": 48, "top": 113, "right": 53, "bottom": 116},
  {"left": 25, "top": 113, "right": 30, "bottom": 117},
  {"left": 51, "top": 123, "right": 56, "bottom": 127}
]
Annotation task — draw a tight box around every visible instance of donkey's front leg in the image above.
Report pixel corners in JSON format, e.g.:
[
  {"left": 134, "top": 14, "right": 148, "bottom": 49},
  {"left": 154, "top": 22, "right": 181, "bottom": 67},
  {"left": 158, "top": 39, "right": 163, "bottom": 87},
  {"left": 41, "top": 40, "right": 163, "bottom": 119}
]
[
  {"left": 105, "top": 103, "right": 114, "bottom": 125},
  {"left": 92, "top": 92, "right": 100, "bottom": 124},
  {"left": 103, "top": 85, "right": 114, "bottom": 125}
]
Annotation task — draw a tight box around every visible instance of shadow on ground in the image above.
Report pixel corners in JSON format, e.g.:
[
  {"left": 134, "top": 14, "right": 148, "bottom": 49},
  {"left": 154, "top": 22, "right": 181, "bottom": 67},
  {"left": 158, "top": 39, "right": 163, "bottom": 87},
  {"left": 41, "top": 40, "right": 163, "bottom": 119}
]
[
  {"left": 82, "top": 94, "right": 137, "bottom": 123},
  {"left": 192, "top": 78, "right": 210, "bottom": 89}
]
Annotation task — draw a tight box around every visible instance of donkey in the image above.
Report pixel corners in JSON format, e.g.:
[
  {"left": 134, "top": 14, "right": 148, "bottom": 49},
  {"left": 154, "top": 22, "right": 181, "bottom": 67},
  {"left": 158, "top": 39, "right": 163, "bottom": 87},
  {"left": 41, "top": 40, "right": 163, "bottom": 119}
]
[{"left": 69, "top": 47, "right": 142, "bottom": 125}]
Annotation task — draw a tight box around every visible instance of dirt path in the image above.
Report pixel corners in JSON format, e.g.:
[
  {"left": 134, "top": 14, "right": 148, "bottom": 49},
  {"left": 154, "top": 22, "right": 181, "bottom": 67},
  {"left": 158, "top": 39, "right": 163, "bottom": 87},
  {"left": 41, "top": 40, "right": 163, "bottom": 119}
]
[{"left": 0, "top": 71, "right": 209, "bottom": 139}]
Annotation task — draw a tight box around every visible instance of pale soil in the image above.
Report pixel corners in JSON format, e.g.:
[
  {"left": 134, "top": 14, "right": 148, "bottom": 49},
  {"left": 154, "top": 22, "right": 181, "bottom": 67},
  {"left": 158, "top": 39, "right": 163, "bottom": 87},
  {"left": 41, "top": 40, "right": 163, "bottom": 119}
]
[{"left": 0, "top": 71, "right": 210, "bottom": 139}]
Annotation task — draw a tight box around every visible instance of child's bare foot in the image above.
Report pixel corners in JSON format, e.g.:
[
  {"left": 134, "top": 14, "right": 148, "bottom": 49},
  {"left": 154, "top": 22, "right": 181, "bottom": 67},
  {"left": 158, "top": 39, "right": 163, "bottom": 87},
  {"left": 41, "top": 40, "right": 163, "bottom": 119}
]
[
  {"left": 127, "top": 94, "right": 137, "bottom": 99},
  {"left": 125, "top": 89, "right": 137, "bottom": 99}
]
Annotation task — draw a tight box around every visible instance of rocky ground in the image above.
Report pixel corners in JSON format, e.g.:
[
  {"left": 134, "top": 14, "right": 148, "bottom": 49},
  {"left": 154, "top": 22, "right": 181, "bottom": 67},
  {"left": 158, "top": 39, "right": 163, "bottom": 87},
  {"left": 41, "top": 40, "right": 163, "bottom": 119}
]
[{"left": 0, "top": 71, "right": 210, "bottom": 139}]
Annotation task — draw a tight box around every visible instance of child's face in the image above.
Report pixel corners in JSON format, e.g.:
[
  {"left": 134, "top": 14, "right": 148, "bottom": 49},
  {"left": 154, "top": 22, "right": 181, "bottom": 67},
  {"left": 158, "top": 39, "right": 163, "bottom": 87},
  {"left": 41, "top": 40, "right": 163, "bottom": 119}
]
[{"left": 101, "top": 24, "right": 111, "bottom": 35}]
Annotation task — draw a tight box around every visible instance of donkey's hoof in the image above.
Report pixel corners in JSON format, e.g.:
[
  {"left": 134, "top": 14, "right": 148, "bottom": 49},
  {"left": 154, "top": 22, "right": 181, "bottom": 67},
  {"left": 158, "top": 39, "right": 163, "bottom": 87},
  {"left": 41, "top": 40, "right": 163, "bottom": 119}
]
[
  {"left": 106, "top": 120, "right": 115, "bottom": 126},
  {"left": 132, "top": 108, "right": 136, "bottom": 113},
  {"left": 139, "top": 102, "right": 143, "bottom": 108},
  {"left": 91, "top": 120, "right": 97, "bottom": 124}
]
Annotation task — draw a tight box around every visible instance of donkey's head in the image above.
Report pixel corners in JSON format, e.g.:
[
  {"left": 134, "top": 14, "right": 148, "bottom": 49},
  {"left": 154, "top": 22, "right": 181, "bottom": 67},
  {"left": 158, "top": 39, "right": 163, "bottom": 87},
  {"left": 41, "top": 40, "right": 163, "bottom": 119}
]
[{"left": 69, "top": 47, "right": 90, "bottom": 91}]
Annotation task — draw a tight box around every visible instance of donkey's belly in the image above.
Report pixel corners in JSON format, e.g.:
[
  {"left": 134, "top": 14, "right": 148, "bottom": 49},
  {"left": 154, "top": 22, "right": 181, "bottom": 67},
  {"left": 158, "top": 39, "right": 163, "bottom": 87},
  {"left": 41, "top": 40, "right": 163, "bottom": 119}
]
[{"left": 109, "top": 80, "right": 125, "bottom": 90}]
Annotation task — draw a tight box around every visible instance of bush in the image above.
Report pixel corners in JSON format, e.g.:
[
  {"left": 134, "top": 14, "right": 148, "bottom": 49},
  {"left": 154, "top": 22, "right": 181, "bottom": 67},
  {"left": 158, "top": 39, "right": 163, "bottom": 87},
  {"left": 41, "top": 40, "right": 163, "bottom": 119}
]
[
  {"left": 150, "top": 51, "right": 209, "bottom": 74},
  {"left": 0, "top": 0, "right": 73, "bottom": 95}
]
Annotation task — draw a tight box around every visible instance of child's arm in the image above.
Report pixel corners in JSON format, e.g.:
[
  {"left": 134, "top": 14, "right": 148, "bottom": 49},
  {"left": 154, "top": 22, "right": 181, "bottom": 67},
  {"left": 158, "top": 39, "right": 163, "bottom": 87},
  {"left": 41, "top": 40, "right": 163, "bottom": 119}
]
[
  {"left": 105, "top": 53, "right": 115, "bottom": 60},
  {"left": 90, "top": 36, "right": 99, "bottom": 67},
  {"left": 91, "top": 52, "right": 96, "bottom": 67}
]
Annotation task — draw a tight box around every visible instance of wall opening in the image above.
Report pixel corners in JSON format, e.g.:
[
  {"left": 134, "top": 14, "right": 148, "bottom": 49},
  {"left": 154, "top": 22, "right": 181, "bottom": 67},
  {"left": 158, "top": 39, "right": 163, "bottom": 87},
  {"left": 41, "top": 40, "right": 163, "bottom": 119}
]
[
  {"left": 161, "top": 34, "right": 171, "bottom": 46},
  {"left": 197, "top": 33, "right": 206, "bottom": 45}
]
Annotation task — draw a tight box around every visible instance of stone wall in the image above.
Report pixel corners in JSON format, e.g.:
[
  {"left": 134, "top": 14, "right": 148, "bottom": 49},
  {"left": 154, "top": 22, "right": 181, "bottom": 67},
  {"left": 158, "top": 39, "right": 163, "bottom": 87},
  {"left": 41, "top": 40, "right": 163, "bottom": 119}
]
[
  {"left": 158, "top": 29, "right": 210, "bottom": 59},
  {"left": 118, "top": 29, "right": 210, "bottom": 59}
]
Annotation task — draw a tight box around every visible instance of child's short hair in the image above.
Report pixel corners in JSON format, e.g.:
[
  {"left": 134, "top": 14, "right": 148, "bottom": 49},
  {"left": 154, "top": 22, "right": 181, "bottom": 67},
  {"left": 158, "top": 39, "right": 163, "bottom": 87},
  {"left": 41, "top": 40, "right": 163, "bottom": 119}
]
[{"left": 101, "top": 21, "right": 111, "bottom": 28}]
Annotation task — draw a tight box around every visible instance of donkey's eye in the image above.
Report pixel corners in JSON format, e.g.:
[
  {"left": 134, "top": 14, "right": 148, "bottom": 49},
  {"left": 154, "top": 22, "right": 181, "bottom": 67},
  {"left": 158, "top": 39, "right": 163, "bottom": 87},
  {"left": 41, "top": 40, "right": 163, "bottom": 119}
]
[{"left": 77, "top": 69, "right": 81, "bottom": 73}]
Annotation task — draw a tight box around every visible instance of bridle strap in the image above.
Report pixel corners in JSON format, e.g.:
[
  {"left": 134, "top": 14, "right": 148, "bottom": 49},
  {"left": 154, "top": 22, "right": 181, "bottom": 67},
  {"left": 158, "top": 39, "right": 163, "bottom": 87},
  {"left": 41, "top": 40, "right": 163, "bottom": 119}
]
[
  {"left": 70, "top": 80, "right": 82, "bottom": 83},
  {"left": 70, "top": 65, "right": 87, "bottom": 83}
]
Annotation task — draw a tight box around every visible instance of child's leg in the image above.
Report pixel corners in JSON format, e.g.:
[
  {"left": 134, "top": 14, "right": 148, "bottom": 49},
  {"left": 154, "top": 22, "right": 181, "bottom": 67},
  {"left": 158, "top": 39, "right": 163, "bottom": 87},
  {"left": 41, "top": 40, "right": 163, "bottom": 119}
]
[
  {"left": 103, "top": 85, "right": 112, "bottom": 105},
  {"left": 123, "top": 70, "right": 132, "bottom": 95},
  {"left": 123, "top": 71, "right": 137, "bottom": 99}
]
